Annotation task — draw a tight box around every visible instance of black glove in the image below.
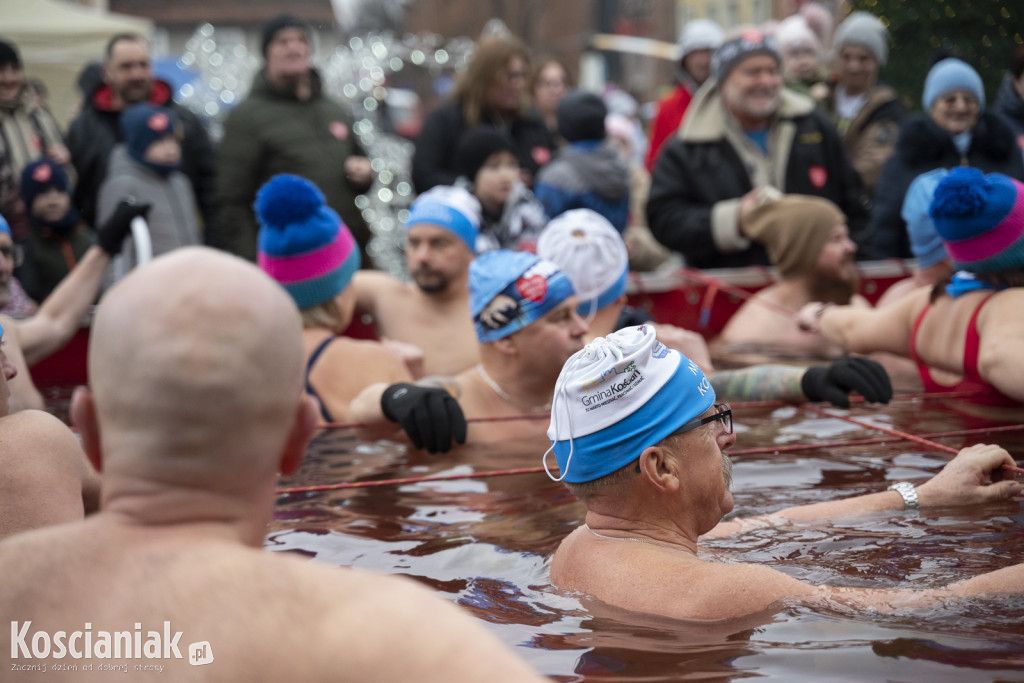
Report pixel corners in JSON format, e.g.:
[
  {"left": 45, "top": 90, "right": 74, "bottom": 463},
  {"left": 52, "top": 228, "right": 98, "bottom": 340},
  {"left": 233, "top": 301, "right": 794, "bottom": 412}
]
[
  {"left": 380, "top": 383, "right": 467, "bottom": 454},
  {"left": 800, "top": 356, "right": 893, "bottom": 408},
  {"left": 97, "top": 199, "right": 151, "bottom": 256}
]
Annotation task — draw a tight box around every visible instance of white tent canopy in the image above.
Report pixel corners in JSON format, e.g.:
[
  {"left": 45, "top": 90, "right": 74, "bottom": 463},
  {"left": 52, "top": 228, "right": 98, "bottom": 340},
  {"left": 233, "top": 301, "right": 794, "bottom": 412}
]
[{"left": 0, "top": 0, "right": 153, "bottom": 126}]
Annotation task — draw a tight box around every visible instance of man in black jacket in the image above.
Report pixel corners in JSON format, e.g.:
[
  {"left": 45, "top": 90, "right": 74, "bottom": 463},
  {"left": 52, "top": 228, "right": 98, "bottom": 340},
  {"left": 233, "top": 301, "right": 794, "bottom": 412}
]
[
  {"left": 66, "top": 33, "right": 217, "bottom": 235},
  {"left": 647, "top": 29, "right": 871, "bottom": 270}
]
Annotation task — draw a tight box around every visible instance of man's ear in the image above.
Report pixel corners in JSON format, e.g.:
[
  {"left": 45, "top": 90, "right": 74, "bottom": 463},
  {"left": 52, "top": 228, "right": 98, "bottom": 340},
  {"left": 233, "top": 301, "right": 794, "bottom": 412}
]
[
  {"left": 280, "top": 395, "right": 319, "bottom": 476},
  {"left": 491, "top": 335, "right": 519, "bottom": 357},
  {"left": 70, "top": 386, "right": 103, "bottom": 473},
  {"left": 637, "top": 444, "right": 680, "bottom": 493}
]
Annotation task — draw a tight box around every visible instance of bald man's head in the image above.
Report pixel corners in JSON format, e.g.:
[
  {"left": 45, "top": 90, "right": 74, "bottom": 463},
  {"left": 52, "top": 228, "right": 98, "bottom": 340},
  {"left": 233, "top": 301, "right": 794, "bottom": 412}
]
[{"left": 88, "top": 247, "right": 307, "bottom": 481}]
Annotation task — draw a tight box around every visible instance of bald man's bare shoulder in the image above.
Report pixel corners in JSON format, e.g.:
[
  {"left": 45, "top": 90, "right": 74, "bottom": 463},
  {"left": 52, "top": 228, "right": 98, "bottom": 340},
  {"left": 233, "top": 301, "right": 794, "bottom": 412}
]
[{"left": 0, "top": 528, "right": 542, "bottom": 681}]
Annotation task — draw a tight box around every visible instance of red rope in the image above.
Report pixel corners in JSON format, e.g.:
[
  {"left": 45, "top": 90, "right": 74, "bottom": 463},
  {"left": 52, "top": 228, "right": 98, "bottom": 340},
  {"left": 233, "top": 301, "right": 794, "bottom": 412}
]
[
  {"left": 729, "top": 423, "right": 1024, "bottom": 455},
  {"left": 316, "top": 390, "right": 996, "bottom": 430},
  {"left": 277, "top": 422, "right": 1024, "bottom": 494},
  {"left": 800, "top": 404, "right": 1024, "bottom": 476},
  {"left": 800, "top": 404, "right": 959, "bottom": 454}
]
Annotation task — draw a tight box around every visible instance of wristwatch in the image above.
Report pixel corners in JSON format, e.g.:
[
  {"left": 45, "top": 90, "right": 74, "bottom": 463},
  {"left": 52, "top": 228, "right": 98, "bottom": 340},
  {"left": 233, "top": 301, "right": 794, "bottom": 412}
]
[{"left": 887, "top": 481, "right": 919, "bottom": 509}]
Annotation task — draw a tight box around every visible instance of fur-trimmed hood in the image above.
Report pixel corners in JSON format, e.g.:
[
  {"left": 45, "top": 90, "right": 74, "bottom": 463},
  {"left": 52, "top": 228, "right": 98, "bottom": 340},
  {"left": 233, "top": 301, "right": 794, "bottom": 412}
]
[{"left": 892, "top": 111, "right": 1018, "bottom": 167}]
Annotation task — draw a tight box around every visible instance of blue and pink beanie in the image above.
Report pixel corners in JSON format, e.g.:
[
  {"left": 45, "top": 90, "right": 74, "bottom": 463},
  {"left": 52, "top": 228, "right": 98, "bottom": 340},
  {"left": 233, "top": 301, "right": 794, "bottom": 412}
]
[
  {"left": 929, "top": 167, "right": 1024, "bottom": 273},
  {"left": 256, "top": 174, "right": 361, "bottom": 309}
]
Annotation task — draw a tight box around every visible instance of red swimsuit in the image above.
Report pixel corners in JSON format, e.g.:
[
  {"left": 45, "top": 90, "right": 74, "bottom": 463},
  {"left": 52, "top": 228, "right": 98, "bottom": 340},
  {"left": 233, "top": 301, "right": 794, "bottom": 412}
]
[{"left": 909, "top": 294, "right": 1020, "bottom": 407}]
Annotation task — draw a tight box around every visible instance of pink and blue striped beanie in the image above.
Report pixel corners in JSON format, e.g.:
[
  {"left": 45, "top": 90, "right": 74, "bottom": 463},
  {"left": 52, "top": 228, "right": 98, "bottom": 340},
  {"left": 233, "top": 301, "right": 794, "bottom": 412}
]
[
  {"left": 929, "top": 167, "right": 1024, "bottom": 273},
  {"left": 256, "top": 174, "right": 361, "bottom": 309}
]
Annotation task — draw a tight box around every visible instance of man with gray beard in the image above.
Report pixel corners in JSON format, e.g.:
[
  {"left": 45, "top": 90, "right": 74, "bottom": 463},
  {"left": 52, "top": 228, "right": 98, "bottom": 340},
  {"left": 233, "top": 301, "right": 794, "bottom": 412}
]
[
  {"left": 547, "top": 326, "right": 1024, "bottom": 622},
  {"left": 351, "top": 186, "right": 482, "bottom": 376},
  {"left": 716, "top": 193, "right": 865, "bottom": 358},
  {"left": 646, "top": 29, "right": 871, "bottom": 269}
]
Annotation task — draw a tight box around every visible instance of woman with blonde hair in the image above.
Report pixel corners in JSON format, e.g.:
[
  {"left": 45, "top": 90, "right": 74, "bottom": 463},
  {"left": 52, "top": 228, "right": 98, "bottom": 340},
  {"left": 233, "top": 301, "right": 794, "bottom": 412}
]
[
  {"left": 256, "top": 174, "right": 415, "bottom": 423},
  {"left": 412, "top": 34, "right": 556, "bottom": 192}
]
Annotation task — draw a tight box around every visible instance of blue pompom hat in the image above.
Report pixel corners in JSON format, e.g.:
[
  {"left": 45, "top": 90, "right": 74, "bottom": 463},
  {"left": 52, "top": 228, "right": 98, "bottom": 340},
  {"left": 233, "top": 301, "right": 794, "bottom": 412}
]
[
  {"left": 256, "top": 174, "right": 361, "bottom": 309},
  {"left": 928, "top": 166, "right": 1024, "bottom": 272}
]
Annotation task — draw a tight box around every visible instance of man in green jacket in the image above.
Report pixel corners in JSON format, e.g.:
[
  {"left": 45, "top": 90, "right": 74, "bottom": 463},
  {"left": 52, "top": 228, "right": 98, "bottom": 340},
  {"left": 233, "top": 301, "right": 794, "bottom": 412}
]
[{"left": 214, "top": 15, "right": 374, "bottom": 263}]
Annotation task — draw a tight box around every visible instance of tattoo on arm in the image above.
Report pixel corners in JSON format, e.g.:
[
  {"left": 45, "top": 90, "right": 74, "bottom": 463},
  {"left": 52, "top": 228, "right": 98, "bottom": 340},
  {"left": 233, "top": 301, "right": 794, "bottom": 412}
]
[
  {"left": 417, "top": 376, "right": 462, "bottom": 399},
  {"left": 709, "top": 365, "right": 805, "bottom": 402}
]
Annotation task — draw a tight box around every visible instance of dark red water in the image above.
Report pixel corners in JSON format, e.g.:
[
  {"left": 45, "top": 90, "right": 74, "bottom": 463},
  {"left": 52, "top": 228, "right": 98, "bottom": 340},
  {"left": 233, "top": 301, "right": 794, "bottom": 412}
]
[{"left": 270, "top": 399, "right": 1024, "bottom": 681}]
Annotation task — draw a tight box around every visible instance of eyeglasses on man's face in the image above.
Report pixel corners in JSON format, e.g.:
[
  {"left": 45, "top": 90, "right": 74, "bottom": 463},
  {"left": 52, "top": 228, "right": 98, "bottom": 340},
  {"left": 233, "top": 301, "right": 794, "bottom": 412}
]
[
  {"left": 635, "top": 404, "right": 733, "bottom": 473},
  {"left": 672, "top": 403, "right": 732, "bottom": 437}
]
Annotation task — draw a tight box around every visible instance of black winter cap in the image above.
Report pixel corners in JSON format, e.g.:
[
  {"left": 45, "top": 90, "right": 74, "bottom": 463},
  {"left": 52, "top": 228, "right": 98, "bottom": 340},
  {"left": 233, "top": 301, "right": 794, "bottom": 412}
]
[
  {"left": 454, "top": 127, "right": 517, "bottom": 182},
  {"left": 261, "top": 15, "right": 309, "bottom": 57},
  {"left": 557, "top": 90, "right": 607, "bottom": 143},
  {"left": 0, "top": 40, "right": 21, "bottom": 69}
]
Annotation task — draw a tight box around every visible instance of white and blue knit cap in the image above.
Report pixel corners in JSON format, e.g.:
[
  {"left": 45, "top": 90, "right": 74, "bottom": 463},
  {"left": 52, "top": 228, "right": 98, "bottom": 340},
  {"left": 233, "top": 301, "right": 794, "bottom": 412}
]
[
  {"left": 537, "top": 209, "right": 629, "bottom": 318},
  {"left": 544, "top": 326, "right": 715, "bottom": 483},
  {"left": 405, "top": 185, "right": 482, "bottom": 254}
]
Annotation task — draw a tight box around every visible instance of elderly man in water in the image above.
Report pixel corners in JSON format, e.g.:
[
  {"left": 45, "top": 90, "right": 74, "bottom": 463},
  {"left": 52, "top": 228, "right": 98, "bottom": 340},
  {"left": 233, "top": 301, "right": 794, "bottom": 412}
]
[
  {"left": 547, "top": 325, "right": 1024, "bottom": 621},
  {"left": 0, "top": 247, "right": 545, "bottom": 681}
]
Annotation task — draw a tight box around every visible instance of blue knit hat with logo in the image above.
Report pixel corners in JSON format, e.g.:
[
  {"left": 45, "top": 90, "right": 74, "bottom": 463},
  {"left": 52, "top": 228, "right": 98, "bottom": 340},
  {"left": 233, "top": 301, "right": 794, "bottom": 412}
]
[
  {"left": 120, "top": 104, "right": 180, "bottom": 174},
  {"left": 468, "top": 250, "right": 575, "bottom": 343},
  {"left": 19, "top": 159, "right": 69, "bottom": 210}
]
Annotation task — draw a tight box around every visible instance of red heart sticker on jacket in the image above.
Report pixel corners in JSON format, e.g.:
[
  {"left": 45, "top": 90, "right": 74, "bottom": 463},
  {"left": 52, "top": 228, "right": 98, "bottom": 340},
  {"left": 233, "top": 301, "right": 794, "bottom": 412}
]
[
  {"left": 148, "top": 113, "right": 169, "bottom": 132},
  {"left": 516, "top": 274, "right": 548, "bottom": 302},
  {"left": 32, "top": 164, "right": 52, "bottom": 183},
  {"left": 330, "top": 121, "right": 349, "bottom": 140},
  {"left": 808, "top": 165, "right": 827, "bottom": 189}
]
